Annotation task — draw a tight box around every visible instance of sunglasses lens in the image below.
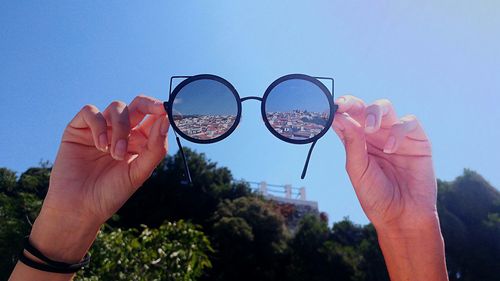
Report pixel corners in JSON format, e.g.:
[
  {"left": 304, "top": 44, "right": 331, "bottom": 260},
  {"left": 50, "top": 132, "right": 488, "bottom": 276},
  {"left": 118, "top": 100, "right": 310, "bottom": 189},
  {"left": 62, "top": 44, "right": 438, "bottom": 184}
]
[
  {"left": 264, "top": 78, "right": 330, "bottom": 141},
  {"left": 172, "top": 79, "right": 238, "bottom": 141}
]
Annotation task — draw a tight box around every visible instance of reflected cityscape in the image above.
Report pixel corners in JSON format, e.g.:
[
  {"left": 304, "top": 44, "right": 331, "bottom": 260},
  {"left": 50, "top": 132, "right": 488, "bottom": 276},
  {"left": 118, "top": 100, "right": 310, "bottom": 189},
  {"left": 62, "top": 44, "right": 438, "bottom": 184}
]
[
  {"left": 173, "top": 114, "right": 237, "bottom": 140},
  {"left": 266, "top": 110, "right": 328, "bottom": 140}
]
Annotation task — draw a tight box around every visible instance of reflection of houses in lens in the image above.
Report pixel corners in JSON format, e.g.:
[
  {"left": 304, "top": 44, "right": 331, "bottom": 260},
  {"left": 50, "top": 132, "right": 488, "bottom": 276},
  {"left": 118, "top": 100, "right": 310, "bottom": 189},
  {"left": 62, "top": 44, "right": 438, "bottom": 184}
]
[
  {"left": 178, "top": 114, "right": 237, "bottom": 140},
  {"left": 265, "top": 109, "right": 326, "bottom": 141}
]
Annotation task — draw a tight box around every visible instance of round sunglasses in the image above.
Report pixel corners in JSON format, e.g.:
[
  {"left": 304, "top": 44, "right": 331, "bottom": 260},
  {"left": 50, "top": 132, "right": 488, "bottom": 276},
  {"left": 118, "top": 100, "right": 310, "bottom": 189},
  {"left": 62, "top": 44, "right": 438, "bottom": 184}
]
[{"left": 163, "top": 73, "right": 338, "bottom": 184}]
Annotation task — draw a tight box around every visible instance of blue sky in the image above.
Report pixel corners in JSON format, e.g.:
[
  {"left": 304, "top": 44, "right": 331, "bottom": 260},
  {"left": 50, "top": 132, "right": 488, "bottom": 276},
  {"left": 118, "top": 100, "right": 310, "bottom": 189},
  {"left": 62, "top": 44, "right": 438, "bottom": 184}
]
[
  {"left": 172, "top": 79, "right": 238, "bottom": 116},
  {"left": 265, "top": 79, "right": 331, "bottom": 113},
  {"left": 1, "top": 1, "right": 499, "bottom": 225}
]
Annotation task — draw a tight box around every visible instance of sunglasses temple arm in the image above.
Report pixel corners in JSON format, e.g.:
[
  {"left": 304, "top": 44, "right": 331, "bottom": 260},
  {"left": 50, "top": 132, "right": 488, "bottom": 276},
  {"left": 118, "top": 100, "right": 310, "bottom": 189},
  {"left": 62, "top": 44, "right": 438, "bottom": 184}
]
[
  {"left": 175, "top": 135, "right": 193, "bottom": 184},
  {"left": 301, "top": 140, "right": 318, "bottom": 179}
]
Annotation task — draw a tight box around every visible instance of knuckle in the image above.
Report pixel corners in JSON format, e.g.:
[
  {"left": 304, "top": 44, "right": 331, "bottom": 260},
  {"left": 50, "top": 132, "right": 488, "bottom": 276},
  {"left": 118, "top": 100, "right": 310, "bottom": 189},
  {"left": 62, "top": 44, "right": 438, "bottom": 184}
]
[
  {"left": 401, "top": 114, "right": 418, "bottom": 121},
  {"left": 344, "top": 94, "right": 357, "bottom": 100},
  {"left": 132, "top": 95, "right": 147, "bottom": 104},
  {"left": 133, "top": 94, "right": 157, "bottom": 104},
  {"left": 136, "top": 94, "right": 151, "bottom": 100},
  {"left": 352, "top": 95, "right": 366, "bottom": 104},
  {"left": 344, "top": 95, "right": 365, "bottom": 105},
  {"left": 374, "top": 99, "right": 393, "bottom": 115},
  {"left": 81, "top": 104, "right": 97, "bottom": 113},
  {"left": 110, "top": 100, "right": 126, "bottom": 108},
  {"left": 375, "top": 98, "right": 392, "bottom": 106}
]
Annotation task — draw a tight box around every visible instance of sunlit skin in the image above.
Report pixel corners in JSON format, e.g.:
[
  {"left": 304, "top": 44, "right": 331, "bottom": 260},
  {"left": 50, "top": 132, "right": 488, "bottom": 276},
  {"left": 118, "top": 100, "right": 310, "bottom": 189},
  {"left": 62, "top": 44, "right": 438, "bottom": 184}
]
[
  {"left": 332, "top": 96, "right": 437, "bottom": 229},
  {"left": 9, "top": 95, "right": 448, "bottom": 281},
  {"left": 332, "top": 95, "right": 447, "bottom": 281}
]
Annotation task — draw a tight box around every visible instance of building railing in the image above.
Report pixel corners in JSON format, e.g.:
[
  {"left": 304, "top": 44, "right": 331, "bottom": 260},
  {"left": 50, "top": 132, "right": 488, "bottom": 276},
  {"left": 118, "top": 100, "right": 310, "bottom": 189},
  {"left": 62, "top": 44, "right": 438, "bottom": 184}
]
[{"left": 235, "top": 180, "right": 307, "bottom": 200}]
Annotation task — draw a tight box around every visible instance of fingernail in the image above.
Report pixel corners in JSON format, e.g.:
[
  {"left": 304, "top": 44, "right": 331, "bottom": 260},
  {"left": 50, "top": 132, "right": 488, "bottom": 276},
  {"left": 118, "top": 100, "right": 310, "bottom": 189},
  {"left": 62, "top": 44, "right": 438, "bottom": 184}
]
[
  {"left": 160, "top": 116, "right": 169, "bottom": 136},
  {"left": 114, "top": 139, "right": 127, "bottom": 160},
  {"left": 365, "top": 114, "right": 376, "bottom": 132},
  {"left": 336, "top": 97, "right": 346, "bottom": 105},
  {"left": 98, "top": 133, "right": 108, "bottom": 152},
  {"left": 383, "top": 136, "right": 396, "bottom": 153},
  {"left": 153, "top": 99, "right": 163, "bottom": 108}
]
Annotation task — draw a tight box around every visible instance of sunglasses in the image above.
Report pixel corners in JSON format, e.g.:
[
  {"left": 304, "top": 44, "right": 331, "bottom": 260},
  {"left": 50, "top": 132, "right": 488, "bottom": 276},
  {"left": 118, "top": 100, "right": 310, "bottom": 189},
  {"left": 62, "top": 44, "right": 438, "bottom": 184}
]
[{"left": 163, "top": 74, "right": 338, "bottom": 184}]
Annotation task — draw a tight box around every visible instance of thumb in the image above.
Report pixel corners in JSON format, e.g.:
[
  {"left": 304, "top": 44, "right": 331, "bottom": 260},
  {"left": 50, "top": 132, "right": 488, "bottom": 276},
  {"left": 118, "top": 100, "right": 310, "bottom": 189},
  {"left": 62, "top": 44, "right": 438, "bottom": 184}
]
[
  {"left": 332, "top": 113, "right": 370, "bottom": 184},
  {"left": 129, "top": 115, "right": 169, "bottom": 188}
]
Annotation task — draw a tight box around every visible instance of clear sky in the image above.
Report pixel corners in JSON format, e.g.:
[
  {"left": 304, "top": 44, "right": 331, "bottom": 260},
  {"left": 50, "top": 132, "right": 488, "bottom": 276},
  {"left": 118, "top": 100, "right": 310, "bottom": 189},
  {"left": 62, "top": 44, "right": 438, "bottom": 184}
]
[
  {"left": 173, "top": 79, "right": 238, "bottom": 116},
  {"left": 265, "top": 79, "right": 331, "bottom": 113},
  {"left": 1, "top": 1, "right": 499, "bottom": 225}
]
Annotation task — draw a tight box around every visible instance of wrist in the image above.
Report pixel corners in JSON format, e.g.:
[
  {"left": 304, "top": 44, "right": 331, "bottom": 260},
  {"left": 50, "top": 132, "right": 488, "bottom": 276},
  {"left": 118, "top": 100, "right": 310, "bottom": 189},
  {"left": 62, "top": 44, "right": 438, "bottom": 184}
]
[
  {"left": 376, "top": 216, "right": 444, "bottom": 248},
  {"left": 375, "top": 214, "right": 448, "bottom": 281},
  {"left": 373, "top": 210, "right": 441, "bottom": 239},
  {"left": 29, "top": 206, "right": 100, "bottom": 263}
]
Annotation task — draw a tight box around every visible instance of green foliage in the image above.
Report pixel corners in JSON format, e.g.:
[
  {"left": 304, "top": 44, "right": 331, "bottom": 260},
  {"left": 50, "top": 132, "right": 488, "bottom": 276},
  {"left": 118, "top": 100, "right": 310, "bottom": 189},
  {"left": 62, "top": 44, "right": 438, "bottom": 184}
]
[
  {"left": 0, "top": 166, "right": 44, "bottom": 280},
  {"left": 209, "top": 196, "right": 288, "bottom": 281},
  {"left": 17, "top": 164, "right": 51, "bottom": 198},
  {"left": 0, "top": 193, "right": 26, "bottom": 280},
  {"left": 76, "top": 221, "right": 212, "bottom": 281},
  {"left": 0, "top": 192, "right": 39, "bottom": 280},
  {"left": 0, "top": 168, "right": 17, "bottom": 194},
  {"left": 1, "top": 157, "right": 499, "bottom": 281},
  {"left": 115, "top": 148, "right": 252, "bottom": 229},
  {"left": 438, "top": 169, "right": 500, "bottom": 281},
  {"left": 286, "top": 215, "right": 354, "bottom": 281},
  {"left": 285, "top": 216, "right": 389, "bottom": 281}
]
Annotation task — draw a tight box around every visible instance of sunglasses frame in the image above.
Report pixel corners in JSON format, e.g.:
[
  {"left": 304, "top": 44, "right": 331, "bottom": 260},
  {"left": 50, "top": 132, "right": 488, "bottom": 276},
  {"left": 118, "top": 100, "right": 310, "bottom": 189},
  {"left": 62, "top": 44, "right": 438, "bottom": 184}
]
[
  {"left": 163, "top": 73, "right": 338, "bottom": 184},
  {"left": 166, "top": 74, "right": 243, "bottom": 144}
]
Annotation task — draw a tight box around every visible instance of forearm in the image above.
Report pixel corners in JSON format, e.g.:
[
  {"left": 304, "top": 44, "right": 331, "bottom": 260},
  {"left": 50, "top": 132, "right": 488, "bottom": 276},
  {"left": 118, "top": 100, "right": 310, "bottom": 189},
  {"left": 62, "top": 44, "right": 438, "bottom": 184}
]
[
  {"left": 9, "top": 206, "right": 100, "bottom": 281},
  {"left": 375, "top": 216, "right": 448, "bottom": 281}
]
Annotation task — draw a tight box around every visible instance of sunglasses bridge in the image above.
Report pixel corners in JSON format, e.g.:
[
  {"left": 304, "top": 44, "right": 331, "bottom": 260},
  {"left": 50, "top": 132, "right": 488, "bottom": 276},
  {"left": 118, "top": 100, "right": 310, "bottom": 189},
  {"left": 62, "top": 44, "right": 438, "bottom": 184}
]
[
  {"left": 172, "top": 93, "right": 319, "bottom": 185},
  {"left": 240, "top": 96, "right": 263, "bottom": 102},
  {"left": 168, "top": 75, "right": 335, "bottom": 185}
]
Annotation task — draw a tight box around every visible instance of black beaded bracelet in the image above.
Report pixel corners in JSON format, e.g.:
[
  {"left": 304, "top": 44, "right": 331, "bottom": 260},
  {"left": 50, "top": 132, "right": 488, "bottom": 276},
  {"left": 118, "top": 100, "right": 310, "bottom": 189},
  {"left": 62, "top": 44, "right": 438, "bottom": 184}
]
[{"left": 19, "top": 236, "right": 90, "bottom": 274}]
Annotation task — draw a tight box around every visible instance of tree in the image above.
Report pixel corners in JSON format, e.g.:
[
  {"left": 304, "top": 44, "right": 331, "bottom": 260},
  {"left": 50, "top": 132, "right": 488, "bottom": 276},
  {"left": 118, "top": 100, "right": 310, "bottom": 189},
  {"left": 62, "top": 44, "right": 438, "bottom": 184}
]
[
  {"left": 0, "top": 168, "right": 17, "bottom": 195},
  {"left": 437, "top": 169, "right": 500, "bottom": 281},
  {"left": 0, "top": 192, "right": 38, "bottom": 280},
  {"left": 0, "top": 166, "right": 45, "bottom": 280},
  {"left": 286, "top": 215, "right": 355, "bottom": 281},
  {"left": 76, "top": 220, "right": 213, "bottom": 281},
  {"left": 115, "top": 148, "right": 251, "bottom": 229},
  {"left": 2, "top": 156, "right": 499, "bottom": 281},
  {"left": 209, "top": 196, "right": 288, "bottom": 281},
  {"left": 17, "top": 164, "right": 51, "bottom": 198}
]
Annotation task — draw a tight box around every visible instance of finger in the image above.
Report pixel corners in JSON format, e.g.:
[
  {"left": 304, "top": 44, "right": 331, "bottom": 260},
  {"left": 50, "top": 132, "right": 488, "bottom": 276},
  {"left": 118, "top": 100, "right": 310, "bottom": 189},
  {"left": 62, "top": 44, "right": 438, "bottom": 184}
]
[
  {"left": 335, "top": 95, "right": 367, "bottom": 126},
  {"left": 129, "top": 115, "right": 169, "bottom": 188},
  {"left": 128, "top": 95, "right": 166, "bottom": 128},
  {"left": 383, "top": 114, "right": 430, "bottom": 154},
  {"left": 332, "top": 113, "right": 370, "bottom": 183},
  {"left": 373, "top": 99, "right": 399, "bottom": 128},
  {"left": 335, "top": 95, "right": 366, "bottom": 115},
  {"left": 103, "top": 101, "right": 131, "bottom": 161},
  {"left": 137, "top": 114, "right": 161, "bottom": 137},
  {"left": 127, "top": 115, "right": 161, "bottom": 154},
  {"left": 68, "top": 104, "right": 108, "bottom": 152},
  {"left": 364, "top": 99, "right": 399, "bottom": 134}
]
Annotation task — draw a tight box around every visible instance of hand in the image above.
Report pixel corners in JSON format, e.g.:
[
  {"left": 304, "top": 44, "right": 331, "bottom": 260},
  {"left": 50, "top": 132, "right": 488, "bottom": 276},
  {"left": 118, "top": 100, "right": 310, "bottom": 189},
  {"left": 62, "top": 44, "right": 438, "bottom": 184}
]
[
  {"left": 331, "top": 95, "right": 448, "bottom": 281},
  {"left": 30, "top": 95, "right": 169, "bottom": 262},
  {"left": 331, "top": 96, "right": 437, "bottom": 230}
]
